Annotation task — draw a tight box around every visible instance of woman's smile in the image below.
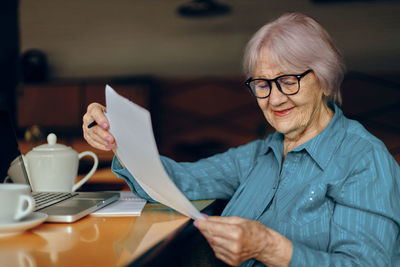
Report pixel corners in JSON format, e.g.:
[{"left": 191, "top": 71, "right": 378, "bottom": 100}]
[{"left": 273, "top": 107, "right": 294, "bottom": 117}]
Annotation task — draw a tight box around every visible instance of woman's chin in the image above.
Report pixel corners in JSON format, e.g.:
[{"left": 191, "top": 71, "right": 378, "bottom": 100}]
[{"left": 270, "top": 122, "right": 293, "bottom": 135}]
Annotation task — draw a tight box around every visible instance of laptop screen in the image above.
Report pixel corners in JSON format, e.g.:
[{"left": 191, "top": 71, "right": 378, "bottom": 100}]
[{"left": 0, "top": 110, "right": 30, "bottom": 186}]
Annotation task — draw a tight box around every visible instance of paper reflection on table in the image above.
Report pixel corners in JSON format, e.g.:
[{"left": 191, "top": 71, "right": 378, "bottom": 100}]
[
  {"left": 105, "top": 85, "right": 204, "bottom": 220},
  {"left": 113, "top": 210, "right": 189, "bottom": 266}
]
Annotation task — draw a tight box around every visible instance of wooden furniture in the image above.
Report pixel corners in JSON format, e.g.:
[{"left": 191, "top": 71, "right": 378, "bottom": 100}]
[
  {"left": 16, "top": 77, "right": 157, "bottom": 137},
  {"left": 15, "top": 74, "right": 400, "bottom": 165},
  {"left": 77, "top": 168, "right": 130, "bottom": 192},
  {"left": 0, "top": 198, "right": 216, "bottom": 267}
]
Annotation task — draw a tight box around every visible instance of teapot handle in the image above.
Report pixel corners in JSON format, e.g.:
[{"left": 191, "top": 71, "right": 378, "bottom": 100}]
[{"left": 72, "top": 151, "right": 99, "bottom": 192}]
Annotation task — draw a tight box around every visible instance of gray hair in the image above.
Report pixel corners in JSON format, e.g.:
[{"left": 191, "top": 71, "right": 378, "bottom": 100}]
[{"left": 243, "top": 12, "right": 346, "bottom": 105}]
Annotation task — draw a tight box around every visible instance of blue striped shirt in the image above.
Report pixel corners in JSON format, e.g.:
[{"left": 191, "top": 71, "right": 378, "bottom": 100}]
[{"left": 112, "top": 103, "right": 400, "bottom": 266}]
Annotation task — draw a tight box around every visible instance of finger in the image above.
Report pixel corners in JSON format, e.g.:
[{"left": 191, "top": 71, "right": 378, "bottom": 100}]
[
  {"left": 84, "top": 125, "right": 116, "bottom": 150},
  {"left": 200, "top": 231, "right": 230, "bottom": 255},
  {"left": 197, "top": 218, "right": 243, "bottom": 239},
  {"left": 201, "top": 233, "right": 241, "bottom": 266},
  {"left": 208, "top": 234, "right": 240, "bottom": 254},
  {"left": 87, "top": 137, "right": 109, "bottom": 151},
  {"left": 85, "top": 103, "right": 109, "bottom": 129},
  {"left": 213, "top": 249, "right": 241, "bottom": 267},
  {"left": 90, "top": 124, "right": 115, "bottom": 145},
  {"left": 83, "top": 112, "right": 115, "bottom": 146},
  {"left": 200, "top": 226, "right": 244, "bottom": 256},
  {"left": 211, "top": 246, "right": 239, "bottom": 266},
  {"left": 83, "top": 124, "right": 106, "bottom": 145},
  {"left": 84, "top": 131, "right": 112, "bottom": 151},
  {"left": 89, "top": 136, "right": 114, "bottom": 151},
  {"left": 206, "top": 216, "right": 244, "bottom": 224},
  {"left": 202, "top": 229, "right": 254, "bottom": 266}
]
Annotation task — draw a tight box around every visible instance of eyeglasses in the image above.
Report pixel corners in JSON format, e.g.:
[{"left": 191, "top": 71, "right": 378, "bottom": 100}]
[{"left": 245, "top": 69, "right": 313, "bottom": 98}]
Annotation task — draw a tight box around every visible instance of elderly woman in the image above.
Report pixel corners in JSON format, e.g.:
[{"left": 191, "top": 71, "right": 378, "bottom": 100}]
[{"left": 83, "top": 12, "right": 400, "bottom": 266}]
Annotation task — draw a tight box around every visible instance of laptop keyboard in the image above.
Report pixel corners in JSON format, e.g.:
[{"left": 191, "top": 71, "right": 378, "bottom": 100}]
[{"left": 33, "top": 192, "right": 78, "bottom": 211}]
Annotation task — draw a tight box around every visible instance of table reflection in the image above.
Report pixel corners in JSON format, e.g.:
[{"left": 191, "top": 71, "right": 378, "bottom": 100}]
[
  {"left": 114, "top": 210, "right": 190, "bottom": 266},
  {"left": 0, "top": 250, "right": 36, "bottom": 267},
  {"left": 0, "top": 200, "right": 213, "bottom": 267}
]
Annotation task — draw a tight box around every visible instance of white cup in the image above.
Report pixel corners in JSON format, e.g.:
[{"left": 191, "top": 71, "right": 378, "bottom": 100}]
[
  {"left": 0, "top": 184, "right": 35, "bottom": 224},
  {"left": 4, "top": 156, "right": 29, "bottom": 184}
]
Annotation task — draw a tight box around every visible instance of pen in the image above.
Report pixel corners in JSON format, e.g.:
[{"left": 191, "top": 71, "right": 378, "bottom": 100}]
[{"left": 88, "top": 121, "right": 97, "bottom": 128}]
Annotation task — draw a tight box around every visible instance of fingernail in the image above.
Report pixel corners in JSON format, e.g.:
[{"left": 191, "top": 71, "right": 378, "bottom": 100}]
[
  {"left": 201, "top": 213, "right": 209, "bottom": 218},
  {"left": 105, "top": 136, "right": 111, "bottom": 142},
  {"left": 193, "top": 220, "right": 198, "bottom": 228},
  {"left": 106, "top": 144, "right": 113, "bottom": 150},
  {"left": 102, "top": 122, "right": 108, "bottom": 129}
]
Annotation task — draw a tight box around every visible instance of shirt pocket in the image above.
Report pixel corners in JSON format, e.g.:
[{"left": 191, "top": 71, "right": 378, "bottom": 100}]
[{"left": 284, "top": 184, "right": 333, "bottom": 226}]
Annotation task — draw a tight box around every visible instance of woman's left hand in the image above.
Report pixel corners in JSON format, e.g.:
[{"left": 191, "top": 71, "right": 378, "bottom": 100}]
[{"left": 195, "top": 216, "right": 292, "bottom": 267}]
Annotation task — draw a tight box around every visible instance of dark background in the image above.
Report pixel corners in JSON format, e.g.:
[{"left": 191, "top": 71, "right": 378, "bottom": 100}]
[{"left": 1, "top": 0, "right": 399, "bottom": 164}]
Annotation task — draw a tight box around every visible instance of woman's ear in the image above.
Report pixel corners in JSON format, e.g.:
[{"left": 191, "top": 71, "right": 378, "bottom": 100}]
[
  {"left": 322, "top": 86, "right": 331, "bottom": 97},
  {"left": 321, "top": 87, "right": 332, "bottom": 104}
]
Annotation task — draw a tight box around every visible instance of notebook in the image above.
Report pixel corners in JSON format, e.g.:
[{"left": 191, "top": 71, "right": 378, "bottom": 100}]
[
  {"left": 0, "top": 110, "right": 119, "bottom": 223},
  {"left": 91, "top": 191, "right": 146, "bottom": 217}
]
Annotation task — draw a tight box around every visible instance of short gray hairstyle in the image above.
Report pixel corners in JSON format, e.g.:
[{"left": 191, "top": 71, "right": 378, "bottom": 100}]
[{"left": 243, "top": 12, "right": 346, "bottom": 105}]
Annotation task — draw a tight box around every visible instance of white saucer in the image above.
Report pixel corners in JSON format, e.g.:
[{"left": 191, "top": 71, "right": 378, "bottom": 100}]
[{"left": 0, "top": 212, "right": 48, "bottom": 238}]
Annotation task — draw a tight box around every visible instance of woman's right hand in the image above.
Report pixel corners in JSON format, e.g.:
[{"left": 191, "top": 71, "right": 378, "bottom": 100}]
[{"left": 82, "top": 103, "right": 116, "bottom": 151}]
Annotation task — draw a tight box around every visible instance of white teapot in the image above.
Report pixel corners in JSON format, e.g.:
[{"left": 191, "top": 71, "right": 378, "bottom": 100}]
[{"left": 25, "top": 133, "right": 98, "bottom": 192}]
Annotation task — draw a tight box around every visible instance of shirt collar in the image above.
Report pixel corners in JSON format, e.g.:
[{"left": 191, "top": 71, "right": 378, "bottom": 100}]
[
  {"left": 263, "top": 131, "right": 284, "bottom": 164},
  {"left": 293, "top": 103, "right": 346, "bottom": 170},
  {"left": 263, "top": 103, "right": 346, "bottom": 170}
]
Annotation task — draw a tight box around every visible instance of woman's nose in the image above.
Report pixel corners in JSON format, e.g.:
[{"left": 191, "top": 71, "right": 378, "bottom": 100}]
[{"left": 268, "top": 82, "right": 287, "bottom": 106}]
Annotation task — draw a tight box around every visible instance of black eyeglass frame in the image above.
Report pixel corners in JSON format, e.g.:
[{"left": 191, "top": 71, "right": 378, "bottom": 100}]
[{"left": 245, "top": 69, "right": 313, "bottom": 99}]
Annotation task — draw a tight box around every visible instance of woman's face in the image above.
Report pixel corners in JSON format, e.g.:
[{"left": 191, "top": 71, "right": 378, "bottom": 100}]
[{"left": 254, "top": 49, "right": 331, "bottom": 143}]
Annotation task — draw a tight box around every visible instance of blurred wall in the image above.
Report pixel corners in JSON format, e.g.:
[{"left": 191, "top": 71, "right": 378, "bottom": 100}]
[{"left": 19, "top": 0, "right": 400, "bottom": 79}]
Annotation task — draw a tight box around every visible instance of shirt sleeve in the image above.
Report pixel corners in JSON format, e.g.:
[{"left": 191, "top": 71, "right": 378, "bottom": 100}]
[
  {"left": 112, "top": 157, "right": 154, "bottom": 201},
  {"left": 111, "top": 139, "right": 265, "bottom": 202},
  {"left": 290, "top": 146, "right": 400, "bottom": 266}
]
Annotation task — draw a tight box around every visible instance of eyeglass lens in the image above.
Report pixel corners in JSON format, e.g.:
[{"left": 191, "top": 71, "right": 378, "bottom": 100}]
[{"left": 250, "top": 75, "right": 299, "bottom": 97}]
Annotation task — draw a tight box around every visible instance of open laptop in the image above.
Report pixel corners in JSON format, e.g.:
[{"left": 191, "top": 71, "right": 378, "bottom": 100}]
[{"left": 0, "top": 110, "right": 119, "bottom": 223}]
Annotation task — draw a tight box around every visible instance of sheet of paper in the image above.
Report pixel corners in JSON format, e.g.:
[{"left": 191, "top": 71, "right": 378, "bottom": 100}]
[
  {"left": 105, "top": 85, "right": 204, "bottom": 220},
  {"left": 91, "top": 191, "right": 147, "bottom": 217}
]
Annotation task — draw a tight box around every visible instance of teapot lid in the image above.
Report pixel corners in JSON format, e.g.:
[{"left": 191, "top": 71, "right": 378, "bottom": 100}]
[{"left": 33, "top": 133, "right": 71, "bottom": 151}]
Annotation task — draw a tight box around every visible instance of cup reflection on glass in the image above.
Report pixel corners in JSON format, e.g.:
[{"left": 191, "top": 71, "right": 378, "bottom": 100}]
[
  {"left": 0, "top": 250, "right": 36, "bottom": 267},
  {"left": 33, "top": 222, "right": 99, "bottom": 263}
]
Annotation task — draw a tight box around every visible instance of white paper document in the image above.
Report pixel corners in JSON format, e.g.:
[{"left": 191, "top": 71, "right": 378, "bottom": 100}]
[{"left": 105, "top": 85, "right": 204, "bottom": 220}]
